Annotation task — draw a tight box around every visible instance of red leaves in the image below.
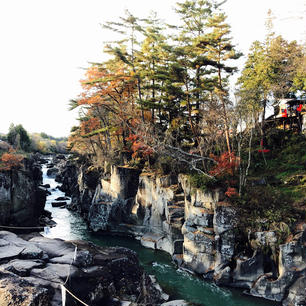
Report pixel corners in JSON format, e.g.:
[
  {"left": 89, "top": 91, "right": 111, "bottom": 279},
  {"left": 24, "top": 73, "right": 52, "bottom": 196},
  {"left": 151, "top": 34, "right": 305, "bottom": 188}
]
[
  {"left": 0, "top": 150, "right": 24, "bottom": 171},
  {"left": 209, "top": 152, "right": 240, "bottom": 199},
  {"left": 225, "top": 187, "right": 238, "bottom": 198},
  {"left": 258, "top": 149, "right": 270, "bottom": 153},
  {"left": 126, "top": 134, "right": 153, "bottom": 159},
  {"left": 209, "top": 152, "right": 240, "bottom": 178}
]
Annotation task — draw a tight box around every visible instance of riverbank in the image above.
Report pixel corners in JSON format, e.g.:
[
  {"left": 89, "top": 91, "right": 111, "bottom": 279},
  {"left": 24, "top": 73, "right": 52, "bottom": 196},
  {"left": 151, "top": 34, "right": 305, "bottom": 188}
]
[{"left": 0, "top": 157, "right": 170, "bottom": 306}]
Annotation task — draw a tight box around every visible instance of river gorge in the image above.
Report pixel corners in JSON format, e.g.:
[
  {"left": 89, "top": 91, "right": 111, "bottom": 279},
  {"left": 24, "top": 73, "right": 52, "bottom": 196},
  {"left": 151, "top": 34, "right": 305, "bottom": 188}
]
[
  {"left": 42, "top": 157, "right": 280, "bottom": 306},
  {"left": 0, "top": 155, "right": 304, "bottom": 305}
]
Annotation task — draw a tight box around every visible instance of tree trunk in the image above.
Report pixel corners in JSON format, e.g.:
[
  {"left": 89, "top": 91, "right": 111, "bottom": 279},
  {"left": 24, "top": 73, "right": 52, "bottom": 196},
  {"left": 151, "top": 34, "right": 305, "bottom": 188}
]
[{"left": 218, "top": 68, "right": 231, "bottom": 156}]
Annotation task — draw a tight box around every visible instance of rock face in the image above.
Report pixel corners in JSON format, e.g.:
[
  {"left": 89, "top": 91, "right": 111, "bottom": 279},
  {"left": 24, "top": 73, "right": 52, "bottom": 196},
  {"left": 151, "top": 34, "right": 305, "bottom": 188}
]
[
  {"left": 283, "top": 275, "right": 306, "bottom": 306},
  {"left": 136, "top": 174, "right": 185, "bottom": 256},
  {"left": 58, "top": 160, "right": 100, "bottom": 218},
  {"left": 88, "top": 166, "right": 141, "bottom": 232},
  {"left": 250, "top": 230, "right": 306, "bottom": 303},
  {"left": 59, "top": 160, "right": 306, "bottom": 306},
  {"left": 0, "top": 231, "right": 166, "bottom": 306},
  {"left": 179, "top": 174, "right": 236, "bottom": 277},
  {"left": 0, "top": 157, "right": 46, "bottom": 226},
  {"left": 302, "top": 114, "right": 306, "bottom": 135}
]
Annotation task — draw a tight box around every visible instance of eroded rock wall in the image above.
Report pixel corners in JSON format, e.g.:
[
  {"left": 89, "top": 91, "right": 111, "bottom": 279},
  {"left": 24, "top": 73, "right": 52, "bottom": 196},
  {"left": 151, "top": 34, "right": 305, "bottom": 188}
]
[
  {"left": 87, "top": 166, "right": 141, "bottom": 232},
  {"left": 136, "top": 174, "right": 184, "bottom": 255},
  {"left": 0, "top": 158, "right": 46, "bottom": 226},
  {"left": 179, "top": 174, "right": 237, "bottom": 277}
]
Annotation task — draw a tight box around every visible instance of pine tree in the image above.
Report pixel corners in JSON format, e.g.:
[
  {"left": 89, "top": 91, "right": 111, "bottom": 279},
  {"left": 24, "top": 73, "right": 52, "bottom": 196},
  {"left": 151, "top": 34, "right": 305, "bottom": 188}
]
[
  {"left": 137, "top": 12, "right": 169, "bottom": 122},
  {"left": 203, "top": 12, "right": 242, "bottom": 155},
  {"left": 172, "top": 0, "right": 217, "bottom": 148}
]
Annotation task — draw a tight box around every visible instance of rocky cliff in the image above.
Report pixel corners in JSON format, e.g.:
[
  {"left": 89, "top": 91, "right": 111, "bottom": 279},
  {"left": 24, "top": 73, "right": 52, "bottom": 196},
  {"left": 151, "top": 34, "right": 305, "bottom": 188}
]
[
  {"left": 0, "top": 157, "right": 46, "bottom": 227},
  {"left": 59, "top": 159, "right": 306, "bottom": 306}
]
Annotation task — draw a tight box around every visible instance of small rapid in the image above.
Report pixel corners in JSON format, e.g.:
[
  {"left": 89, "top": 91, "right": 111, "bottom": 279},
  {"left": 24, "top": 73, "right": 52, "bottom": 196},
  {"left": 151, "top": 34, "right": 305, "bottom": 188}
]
[
  {"left": 42, "top": 163, "right": 89, "bottom": 241},
  {"left": 41, "top": 159, "right": 279, "bottom": 306}
]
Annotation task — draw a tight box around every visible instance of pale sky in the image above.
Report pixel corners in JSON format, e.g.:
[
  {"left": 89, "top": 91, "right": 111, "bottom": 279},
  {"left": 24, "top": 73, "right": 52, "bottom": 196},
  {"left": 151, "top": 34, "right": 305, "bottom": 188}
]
[{"left": 0, "top": 0, "right": 305, "bottom": 137}]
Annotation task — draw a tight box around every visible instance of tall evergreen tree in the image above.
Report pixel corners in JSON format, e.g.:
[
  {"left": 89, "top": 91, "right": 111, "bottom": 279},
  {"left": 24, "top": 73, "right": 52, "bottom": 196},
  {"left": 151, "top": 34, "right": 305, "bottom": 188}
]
[
  {"left": 137, "top": 12, "right": 169, "bottom": 122},
  {"left": 172, "top": 0, "right": 217, "bottom": 148},
  {"left": 292, "top": 51, "right": 306, "bottom": 94},
  {"left": 268, "top": 36, "right": 303, "bottom": 99},
  {"left": 203, "top": 12, "right": 242, "bottom": 154}
]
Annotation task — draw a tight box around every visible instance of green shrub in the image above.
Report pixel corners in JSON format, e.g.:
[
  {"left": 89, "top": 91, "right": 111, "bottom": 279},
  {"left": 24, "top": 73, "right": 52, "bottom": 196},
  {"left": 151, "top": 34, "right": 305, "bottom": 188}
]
[
  {"left": 234, "top": 185, "right": 302, "bottom": 232},
  {"left": 189, "top": 173, "right": 217, "bottom": 191}
]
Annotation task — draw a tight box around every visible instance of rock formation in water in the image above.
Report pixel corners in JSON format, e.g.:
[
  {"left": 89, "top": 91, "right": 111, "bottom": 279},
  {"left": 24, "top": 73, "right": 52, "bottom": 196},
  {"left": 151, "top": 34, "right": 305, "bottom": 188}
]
[
  {"left": 0, "top": 156, "right": 47, "bottom": 227},
  {"left": 0, "top": 230, "right": 168, "bottom": 306},
  {"left": 57, "top": 157, "right": 306, "bottom": 306}
]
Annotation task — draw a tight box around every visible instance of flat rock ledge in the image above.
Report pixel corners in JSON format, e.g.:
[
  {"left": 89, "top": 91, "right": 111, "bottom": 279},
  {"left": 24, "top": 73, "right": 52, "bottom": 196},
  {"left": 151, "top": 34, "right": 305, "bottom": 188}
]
[{"left": 0, "top": 231, "right": 168, "bottom": 306}]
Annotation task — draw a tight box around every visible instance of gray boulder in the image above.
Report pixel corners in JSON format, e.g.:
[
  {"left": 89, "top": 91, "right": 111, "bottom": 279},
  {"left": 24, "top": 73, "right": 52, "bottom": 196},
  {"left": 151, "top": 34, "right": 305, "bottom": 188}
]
[
  {"left": 0, "top": 270, "right": 50, "bottom": 306},
  {"left": 283, "top": 275, "right": 306, "bottom": 306},
  {"left": 0, "top": 231, "right": 167, "bottom": 306}
]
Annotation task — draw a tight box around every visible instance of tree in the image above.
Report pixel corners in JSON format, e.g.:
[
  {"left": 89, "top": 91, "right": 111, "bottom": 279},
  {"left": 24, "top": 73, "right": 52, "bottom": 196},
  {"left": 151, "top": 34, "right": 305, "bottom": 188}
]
[
  {"left": 268, "top": 36, "right": 303, "bottom": 98},
  {"left": 0, "top": 150, "right": 24, "bottom": 171},
  {"left": 68, "top": 59, "right": 141, "bottom": 164},
  {"left": 68, "top": 2, "right": 242, "bottom": 176},
  {"left": 236, "top": 41, "right": 271, "bottom": 127},
  {"left": 103, "top": 10, "right": 145, "bottom": 118},
  {"left": 171, "top": 1, "right": 241, "bottom": 160},
  {"left": 237, "top": 8, "right": 304, "bottom": 130},
  {"left": 137, "top": 12, "right": 169, "bottom": 122},
  {"left": 292, "top": 51, "right": 306, "bottom": 94},
  {"left": 7, "top": 124, "right": 31, "bottom": 152},
  {"left": 237, "top": 36, "right": 304, "bottom": 133},
  {"left": 203, "top": 12, "right": 241, "bottom": 155},
  {"left": 173, "top": 0, "right": 216, "bottom": 145}
]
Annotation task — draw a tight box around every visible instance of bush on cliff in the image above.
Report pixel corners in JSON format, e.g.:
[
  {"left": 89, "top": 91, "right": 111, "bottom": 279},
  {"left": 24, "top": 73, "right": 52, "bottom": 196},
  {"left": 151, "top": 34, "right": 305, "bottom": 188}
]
[
  {"left": 189, "top": 173, "right": 217, "bottom": 191},
  {"left": 0, "top": 150, "right": 24, "bottom": 171}
]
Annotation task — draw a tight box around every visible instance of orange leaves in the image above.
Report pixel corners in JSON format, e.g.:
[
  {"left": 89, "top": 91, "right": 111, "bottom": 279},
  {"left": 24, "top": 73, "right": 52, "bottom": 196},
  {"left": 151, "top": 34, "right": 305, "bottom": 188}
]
[
  {"left": 70, "top": 60, "right": 143, "bottom": 160},
  {"left": 209, "top": 152, "right": 240, "bottom": 178},
  {"left": 80, "top": 117, "right": 101, "bottom": 136},
  {"left": 0, "top": 150, "right": 24, "bottom": 171},
  {"left": 126, "top": 134, "right": 153, "bottom": 159},
  {"left": 78, "top": 94, "right": 102, "bottom": 106},
  {"left": 79, "top": 64, "right": 136, "bottom": 108},
  {"left": 225, "top": 187, "right": 238, "bottom": 198},
  {"left": 143, "top": 110, "right": 153, "bottom": 122},
  {"left": 76, "top": 62, "right": 139, "bottom": 135},
  {"left": 82, "top": 66, "right": 104, "bottom": 86}
]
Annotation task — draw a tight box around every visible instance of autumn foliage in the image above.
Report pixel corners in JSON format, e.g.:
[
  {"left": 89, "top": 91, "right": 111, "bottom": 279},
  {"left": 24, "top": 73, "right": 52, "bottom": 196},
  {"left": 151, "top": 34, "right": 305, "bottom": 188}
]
[
  {"left": 225, "top": 187, "right": 239, "bottom": 198},
  {"left": 208, "top": 152, "right": 240, "bottom": 198},
  {"left": 0, "top": 150, "right": 24, "bottom": 171},
  {"left": 209, "top": 152, "right": 240, "bottom": 178},
  {"left": 126, "top": 134, "right": 153, "bottom": 159},
  {"left": 67, "top": 59, "right": 156, "bottom": 167}
]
